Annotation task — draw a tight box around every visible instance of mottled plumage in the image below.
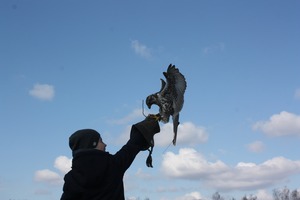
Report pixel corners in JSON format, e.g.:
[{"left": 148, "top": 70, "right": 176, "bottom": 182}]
[{"left": 146, "top": 64, "right": 187, "bottom": 145}]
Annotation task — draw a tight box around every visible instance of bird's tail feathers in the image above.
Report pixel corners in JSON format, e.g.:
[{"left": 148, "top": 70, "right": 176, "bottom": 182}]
[{"left": 172, "top": 114, "right": 180, "bottom": 145}]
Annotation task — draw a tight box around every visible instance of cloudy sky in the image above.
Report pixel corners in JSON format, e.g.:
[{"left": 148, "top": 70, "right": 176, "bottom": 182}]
[{"left": 1, "top": 1, "right": 300, "bottom": 200}]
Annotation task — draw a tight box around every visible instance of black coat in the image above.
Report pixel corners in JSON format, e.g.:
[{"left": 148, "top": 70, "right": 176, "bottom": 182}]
[{"left": 60, "top": 144, "right": 140, "bottom": 200}]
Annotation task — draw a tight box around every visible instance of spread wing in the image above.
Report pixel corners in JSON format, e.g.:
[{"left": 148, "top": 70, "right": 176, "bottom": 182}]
[
  {"left": 161, "top": 64, "right": 187, "bottom": 145},
  {"left": 161, "top": 64, "right": 187, "bottom": 115}
]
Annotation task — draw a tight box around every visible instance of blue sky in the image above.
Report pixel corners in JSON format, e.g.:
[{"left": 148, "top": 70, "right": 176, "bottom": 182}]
[{"left": 1, "top": 1, "right": 300, "bottom": 200}]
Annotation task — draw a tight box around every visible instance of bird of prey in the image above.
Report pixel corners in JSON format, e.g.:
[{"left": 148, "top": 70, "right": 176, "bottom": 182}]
[{"left": 146, "top": 64, "right": 187, "bottom": 145}]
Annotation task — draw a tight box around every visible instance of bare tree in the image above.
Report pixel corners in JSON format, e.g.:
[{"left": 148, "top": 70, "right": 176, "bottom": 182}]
[
  {"left": 274, "top": 188, "right": 281, "bottom": 200},
  {"left": 212, "top": 192, "right": 224, "bottom": 200},
  {"left": 241, "top": 195, "right": 257, "bottom": 200},
  {"left": 291, "top": 189, "right": 300, "bottom": 200},
  {"left": 273, "top": 187, "right": 300, "bottom": 200},
  {"left": 282, "top": 187, "right": 291, "bottom": 200}
]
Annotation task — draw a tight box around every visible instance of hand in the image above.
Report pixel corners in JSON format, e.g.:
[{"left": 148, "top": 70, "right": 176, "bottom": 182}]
[{"left": 128, "top": 116, "right": 160, "bottom": 150}]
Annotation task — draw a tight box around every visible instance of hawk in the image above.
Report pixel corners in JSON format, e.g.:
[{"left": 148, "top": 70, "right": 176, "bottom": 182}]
[{"left": 146, "top": 64, "right": 187, "bottom": 145}]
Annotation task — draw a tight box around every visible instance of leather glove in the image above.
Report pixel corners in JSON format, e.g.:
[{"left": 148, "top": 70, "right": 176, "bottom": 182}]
[{"left": 128, "top": 116, "right": 160, "bottom": 151}]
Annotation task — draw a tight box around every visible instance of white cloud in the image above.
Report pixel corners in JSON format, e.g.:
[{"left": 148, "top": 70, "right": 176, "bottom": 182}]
[
  {"left": 34, "top": 169, "right": 62, "bottom": 185},
  {"left": 295, "top": 88, "right": 300, "bottom": 100},
  {"left": 155, "top": 122, "right": 208, "bottom": 146},
  {"left": 176, "top": 191, "right": 203, "bottom": 200},
  {"left": 161, "top": 148, "right": 300, "bottom": 191},
  {"left": 253, "top": 111, "right": 300, "bottom": 137},
  {"left": 135, "top": 168, "right": 153, "bottom": 180},
  {"left": 161, "top": 148, "right": 228, "bottom": 180},
  {"left": 246, "top": 141, "right": 264, "bottom": 153},
  {"left": 131, "top": 40, "right": 152, "bottom": 59},
  {"left": 256, "top": 189, "right": 273, "bottom": 200},
  {"left": 29, "top": 83, "right": 55, "bottom": 101},
  {"left": 54, "top": 156, "right": 72, "bottom": 174},
  {"left": 35, "top": 156, "right": 71, "bottom": 186},
  {"left": 127, "top": 197, "right": 140, "bottom": 200}
]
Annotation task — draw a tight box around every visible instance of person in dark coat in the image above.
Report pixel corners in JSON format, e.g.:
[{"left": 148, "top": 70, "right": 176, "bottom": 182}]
[{"left": 60, "top": 116, "right": 160, "bottom": 200}]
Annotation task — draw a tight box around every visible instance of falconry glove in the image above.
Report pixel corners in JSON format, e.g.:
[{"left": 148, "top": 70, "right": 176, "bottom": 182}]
[{"left": 128, "top": 115, "right": 160, "bottom": 167}]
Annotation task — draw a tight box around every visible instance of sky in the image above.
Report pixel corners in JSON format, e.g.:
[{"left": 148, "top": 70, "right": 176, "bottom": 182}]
[{"left": 1, "top": 1, "right": 300, "bottom": 200}]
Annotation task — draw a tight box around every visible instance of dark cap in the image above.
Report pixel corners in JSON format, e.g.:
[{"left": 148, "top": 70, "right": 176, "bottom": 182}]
[{"left": 69, "top": 129, "right": 101, "bottom": 151}]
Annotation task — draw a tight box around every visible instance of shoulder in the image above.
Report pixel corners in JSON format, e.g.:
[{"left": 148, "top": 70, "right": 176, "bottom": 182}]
[
  {"left": 71, "top": 149, "right": 111, "bottom": 174},
  {"left": 72, "top": 149, "right": 111, "bottom": 162}
]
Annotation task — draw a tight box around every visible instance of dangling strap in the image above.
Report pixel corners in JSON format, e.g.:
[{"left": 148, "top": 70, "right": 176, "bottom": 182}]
[{"left": 146, "top": 146, "right": 154, "bottom": 168}]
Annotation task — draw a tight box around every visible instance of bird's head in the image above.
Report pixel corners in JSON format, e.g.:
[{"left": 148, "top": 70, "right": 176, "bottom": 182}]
[{"left": 146, "top": 94, "right": 156, "bottom": 109}]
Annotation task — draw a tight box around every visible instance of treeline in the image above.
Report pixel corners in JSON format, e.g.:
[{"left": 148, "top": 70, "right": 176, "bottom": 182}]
[
  {"left": 133, "top": 187, "right": 300, "bottom": 200},
  {"left": 212, "top": 187, "right": 300, "bottom": 200}
]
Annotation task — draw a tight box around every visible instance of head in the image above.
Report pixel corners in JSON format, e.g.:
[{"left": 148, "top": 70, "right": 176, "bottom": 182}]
[
  {"left": 146, "top": 94, "right": 157, "bottom": 109},
  {"left": 95, "top": 137, "right": 107, "bottom": 151},
  {"left": 69, "top": 129, "right": 107, "bottom": 153}
]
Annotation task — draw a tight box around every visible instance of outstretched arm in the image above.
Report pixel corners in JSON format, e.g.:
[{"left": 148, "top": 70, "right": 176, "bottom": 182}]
[{"left": 113, "top": 117, "right": 160, "bottom": 171}]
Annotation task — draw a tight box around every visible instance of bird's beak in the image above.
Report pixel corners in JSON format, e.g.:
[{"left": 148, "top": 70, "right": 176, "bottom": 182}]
[{"left": 146, "top": 96, "right": 152, "bottom": 109}]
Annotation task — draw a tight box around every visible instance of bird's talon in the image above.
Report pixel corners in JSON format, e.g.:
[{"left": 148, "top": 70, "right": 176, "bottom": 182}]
[{"left": 148, "top": 114, "right": 161, "bottom": 121}]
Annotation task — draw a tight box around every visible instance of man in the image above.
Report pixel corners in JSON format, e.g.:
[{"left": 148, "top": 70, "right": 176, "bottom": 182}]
[{"left": 61, "top": 116, "right": 160, "bottom": 200}]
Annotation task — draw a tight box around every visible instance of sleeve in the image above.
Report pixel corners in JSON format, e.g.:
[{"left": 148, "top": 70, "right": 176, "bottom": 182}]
[{"left": 112, "top": 128, "right": 141, "bottom": 172}]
